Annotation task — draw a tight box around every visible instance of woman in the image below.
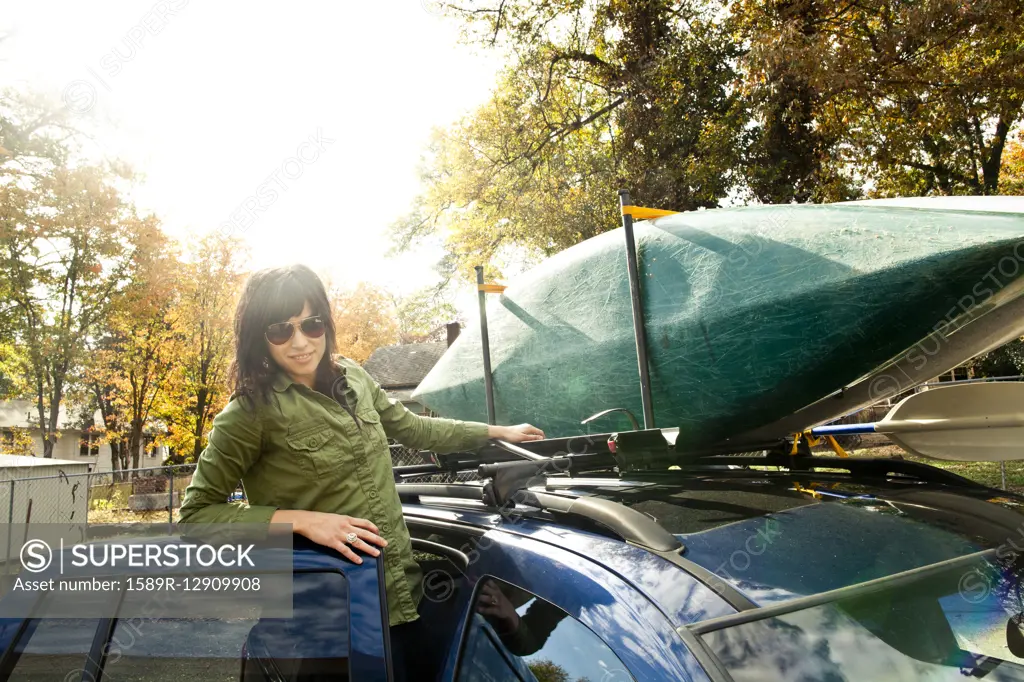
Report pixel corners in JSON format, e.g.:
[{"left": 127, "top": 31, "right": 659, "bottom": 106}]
[{"left": 177, "top": 264, "right": 544, "bottom": 681}]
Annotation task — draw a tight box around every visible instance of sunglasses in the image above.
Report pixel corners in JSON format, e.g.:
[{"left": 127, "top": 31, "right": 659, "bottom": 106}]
[{"left": 265, "top": 315, "right": 326, "bottom": 346}]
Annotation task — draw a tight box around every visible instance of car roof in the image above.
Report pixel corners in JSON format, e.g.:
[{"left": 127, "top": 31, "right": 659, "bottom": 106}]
[{"left": 398, "top": 467, "right": 1024, "bottom": 618}]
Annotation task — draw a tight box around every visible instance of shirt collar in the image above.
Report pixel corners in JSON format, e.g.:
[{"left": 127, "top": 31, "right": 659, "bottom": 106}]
[
  {"left": 270, "top": 359, "right": 346, "bottom": 393},
  {"left": 271, "top": 370, "right": 294, "bottom": 393}
]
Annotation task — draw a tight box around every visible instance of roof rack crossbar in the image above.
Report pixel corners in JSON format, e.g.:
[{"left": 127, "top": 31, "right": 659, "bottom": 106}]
[
  {"left": 395, "top": 482, "right": 683, "bottom": 553},
  {"left": 491, "top": 439, "right": 548, "bottom": 461}
]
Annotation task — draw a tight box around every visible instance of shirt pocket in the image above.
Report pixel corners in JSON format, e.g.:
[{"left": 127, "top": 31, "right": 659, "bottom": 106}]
[
  {"left": 357, "top": 409, "right": 389, "bottom": 452},
  {"left": 285, "top": 416, "right": 340, "bottom": 478}
]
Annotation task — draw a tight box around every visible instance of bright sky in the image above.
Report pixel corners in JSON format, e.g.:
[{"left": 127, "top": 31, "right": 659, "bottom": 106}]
[{"left": 0, "top": 1, "right": 503, "bottom": 310}]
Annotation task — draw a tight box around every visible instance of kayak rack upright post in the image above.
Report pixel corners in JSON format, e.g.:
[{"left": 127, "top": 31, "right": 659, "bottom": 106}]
[
  {"left": 619, "top": 189, "right": 656, "bottom": 430},
  {"left": 475, "top": 265, "right": 506, "bottom": 426},
  {"left": 615, "top": 195, "right": 682, "bottom": 430}
]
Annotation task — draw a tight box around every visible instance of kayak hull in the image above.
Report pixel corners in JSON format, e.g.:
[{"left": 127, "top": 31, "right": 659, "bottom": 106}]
[{"left": 413, "top": 200, "right": 1024, "bottom": 446}]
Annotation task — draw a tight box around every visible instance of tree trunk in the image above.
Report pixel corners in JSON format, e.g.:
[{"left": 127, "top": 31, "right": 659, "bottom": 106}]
[
  {"left": 982, "top": 108, "right": 1019, "bottom": 194},
  {"left": 116, "top": 439, "right": 130, "bottom": 481},
  {"left": 35, "top": 376, "right": 50, "bottom": 458},
  {"left": 46, "top": 375, "right": 64, "bottom": 459},
  {"left": 129, "top": 423, "right": 142, "bottom": 474},
  {"left": 191, "top": 386, "right": 209, "bottom": 461}
]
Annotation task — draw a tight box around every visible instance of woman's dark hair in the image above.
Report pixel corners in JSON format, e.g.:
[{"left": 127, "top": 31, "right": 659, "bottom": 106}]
[{"left": 228, "top": 264, "right": 357, "bottom": 421}]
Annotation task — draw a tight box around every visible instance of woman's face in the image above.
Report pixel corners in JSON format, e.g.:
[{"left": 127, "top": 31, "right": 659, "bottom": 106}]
[{"left": 265, "top": 300, "right": 326, "bottom": 383}]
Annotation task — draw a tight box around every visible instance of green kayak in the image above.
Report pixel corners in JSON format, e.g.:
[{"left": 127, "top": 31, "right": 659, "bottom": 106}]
[{"left": 412, "top": 198, "right": 1024, "bottom": 447}]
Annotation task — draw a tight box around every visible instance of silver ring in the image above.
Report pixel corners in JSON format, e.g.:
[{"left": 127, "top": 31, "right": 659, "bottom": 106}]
[{"left": 346, "top": 532, "right": 358, "bottom": 544}]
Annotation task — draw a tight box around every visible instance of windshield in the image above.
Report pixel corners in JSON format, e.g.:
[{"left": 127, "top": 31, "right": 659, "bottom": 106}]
[{"left": 698, "top": 551, "right": 1024, "bottom": 681}]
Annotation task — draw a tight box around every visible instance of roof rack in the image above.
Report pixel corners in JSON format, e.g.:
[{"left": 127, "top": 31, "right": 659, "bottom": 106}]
[
  {"left": 395, "top": 479, "right": 761, "bottom": 612},
  {"left": 395, "top": 440, "right": 992, "bottom": 499},
  {"left": 395, "top": 482, "right": 681, "bottom": 553}
]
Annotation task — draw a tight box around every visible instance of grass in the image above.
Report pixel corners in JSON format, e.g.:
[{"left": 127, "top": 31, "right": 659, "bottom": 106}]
[
  {"left": 87, "top": 508, "right": 174, "bottom": 524},
  {"left": 743, "top": 443, "right": 1024, "bottom": 494},
  {"left": 846, "top": 444, "right": 1024, "bottom": 494},
  {"left": 85, "top": 474, "right": 194, "bottom": 524}
]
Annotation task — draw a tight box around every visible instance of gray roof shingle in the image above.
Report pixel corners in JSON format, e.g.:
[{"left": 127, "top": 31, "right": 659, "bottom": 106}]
[{"left": 362, "top": 342, "right": 448, "bottom": 388}]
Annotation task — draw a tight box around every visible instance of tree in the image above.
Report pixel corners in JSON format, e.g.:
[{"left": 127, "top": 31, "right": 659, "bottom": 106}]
[
  {"left": 156, "top": 231, "right": 248, "bottom": 463},
  {"left": 526, "top": 659, "right": 570, "bottom": 682},
  {"left": 1001, "top": 132, "right": 1024, "bottom": 195},
  {"left": 329, "top": 282, "right": 401, "bottom": 364},
  {"left": 74, "top": 345, "right": 131, "bottom": 473},
  {"left": 0, "top": 427, "right": 35, "bottom": 457},
  {"left": 85, "top": 227, "right": 182, "bottom": 472},
  {"left": 969, "top": 337, "right": 1024, "bottom": 378},
  {"left": 0, "top": 340, "right": 30, "bottom": 400},
  {"left": 0, "top": 89, "right": 77, "bottom": 341},
  {"left": 2, "top": 163, "right": 154, "bottom": 457},
  {"left": 393, "top": 286, "right": 461, "bottom": 344},
  {"left": 396, "top": 0, "right": 1023, "bottom": 285},
  {"left": 392, "top": 0, "right": 745, "bottom": 281},
  {"left": 737, "top": 0, "right": 1024, "bottom": 197},
  {"left": 733, "top": 0, "right": 859, "bottom": 203}
]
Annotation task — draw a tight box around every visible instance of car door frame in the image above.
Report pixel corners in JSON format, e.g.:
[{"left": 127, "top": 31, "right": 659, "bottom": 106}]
[{"left": 0, "top": 541, "right": 394, "bottom": 682}]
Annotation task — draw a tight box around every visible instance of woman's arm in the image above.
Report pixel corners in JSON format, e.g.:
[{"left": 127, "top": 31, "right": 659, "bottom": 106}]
[
  {"left": 357, "top": 365, "right": 544, "bottom": 453},
  {"left": 178, "top": 398, "right": 277, "bottom": 524},
  {"left": 180, "top": 395, "right": 389, "bottom": 563}
]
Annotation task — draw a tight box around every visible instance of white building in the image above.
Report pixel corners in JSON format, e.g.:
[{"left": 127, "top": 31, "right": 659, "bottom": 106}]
[
  {"left": 0, "top": 399, "right": 168, "bottom": 472},
  {"left": 0, "top": 455, "right": 90, "bottom": 524}
]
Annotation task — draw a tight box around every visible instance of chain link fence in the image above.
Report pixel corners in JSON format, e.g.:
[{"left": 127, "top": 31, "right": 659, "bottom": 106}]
[
  {"left": 0, "top": 446, "right": 477, "bottom": 528},
  {"left": 0, "top": 464, "right": 202, "bottom": 528}
]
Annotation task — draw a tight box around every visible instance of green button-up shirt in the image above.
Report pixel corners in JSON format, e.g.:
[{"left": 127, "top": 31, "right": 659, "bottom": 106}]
[{"left": 178, "top": 357, "right": 491, "bottom": 626}]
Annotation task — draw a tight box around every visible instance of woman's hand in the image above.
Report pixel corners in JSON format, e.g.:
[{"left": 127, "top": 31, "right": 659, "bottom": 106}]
[
  {"left": 272, "top": 510, "right": 387, "bottom": 565},
  {"left": 488, "top": 424, "right": 545, "bottom": 443},
  {"left": 476, "top": 581, "right": 521, "bottom": 635}
]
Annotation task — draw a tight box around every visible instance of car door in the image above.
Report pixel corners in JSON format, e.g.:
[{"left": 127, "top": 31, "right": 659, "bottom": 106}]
[{"left": 0, "top": 541, "right": 393, "bottom": 682}]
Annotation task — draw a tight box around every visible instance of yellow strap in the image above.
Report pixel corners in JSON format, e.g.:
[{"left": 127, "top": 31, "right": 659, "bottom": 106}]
[
  {"left": 792, "top": 482, "right": 822, "bottom": 499},
  {"left": 477, "top": 284, "right": 507, "bottom": 293},
  {"left": 791, "top": 430, "right": 824, "bottom": 454},
  {"left": 792, "top": 431, "right": 848, "bottom": 457},
  {"left": 621, "top": 205, "right": 679, "bottom": 220},
  {"left": 825, "top": 435, "right": 849, "bottom": 458}
]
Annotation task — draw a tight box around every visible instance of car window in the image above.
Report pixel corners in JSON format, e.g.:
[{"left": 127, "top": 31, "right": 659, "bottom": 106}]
[
  {"left": 4, "top": 590, "right": 108, "bottom": 681},
  {"left": 100, "top": 571, "right": 350, "bottom": 682},
  {"left": 455, "top": 576, "right": 634, "bottom": 682},
  {"left": 103, "top": 614, "right": 258, "bottom": 681},
  {"left": 242, "top": 571, "right": 351, "bottom": 682},
  {"left": 699, "top": 553, "right": 1024, "bottom": 681},
  {"left": 7, "top": 618, "right": 101, "bottom": 682}
]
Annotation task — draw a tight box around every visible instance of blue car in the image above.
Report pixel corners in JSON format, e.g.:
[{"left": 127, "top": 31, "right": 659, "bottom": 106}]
[{"left": 2, "top": 434, "right": 1024, "bottom": 681}]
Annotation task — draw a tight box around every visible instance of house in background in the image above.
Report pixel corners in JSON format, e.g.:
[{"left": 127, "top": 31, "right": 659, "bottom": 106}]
[
  {"left": 362, "top": 323, "right": 461, "bottom": 415},
  {"left": 0, "top": 399, "right": 169, "bottom": 471}
]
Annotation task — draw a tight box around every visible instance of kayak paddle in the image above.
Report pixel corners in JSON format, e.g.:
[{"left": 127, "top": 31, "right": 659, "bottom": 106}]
[{"left": 809, "top": 382, "right": 1024, "bottom": 462}]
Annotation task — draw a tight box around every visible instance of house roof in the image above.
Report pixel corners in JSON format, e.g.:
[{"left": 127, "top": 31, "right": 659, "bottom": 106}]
[
  {"left": 0, "top": 400, "right": 166, "bottom": 433},
  {"left": 362, "top": 342, "right": 448, "bottom": 388},
  {"left": 0, "top": 454, "right": 85, "bottom": 468},
  {"left": 385, "top": 388, "right": 417, "bottom": 402},
  {"left": 0, "top": 400, "right": 89, "bottom": 430}
]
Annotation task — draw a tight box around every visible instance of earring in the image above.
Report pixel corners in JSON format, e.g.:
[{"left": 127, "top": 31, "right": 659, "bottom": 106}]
[{"left": 262, "top": 357, "right": 270, "bottom": 369}]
